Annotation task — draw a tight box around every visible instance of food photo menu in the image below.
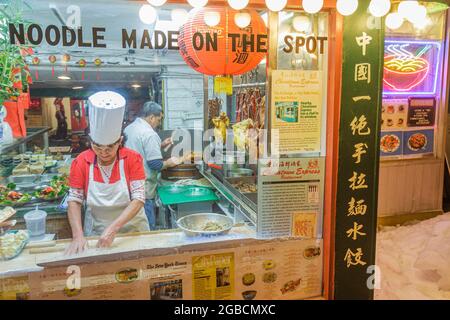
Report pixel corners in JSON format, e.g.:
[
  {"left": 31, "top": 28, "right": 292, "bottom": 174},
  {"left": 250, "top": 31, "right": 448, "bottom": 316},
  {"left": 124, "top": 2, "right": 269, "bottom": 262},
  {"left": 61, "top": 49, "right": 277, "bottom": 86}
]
[{"left": 380, "top": 98, "right": 436, "bottom": 159}]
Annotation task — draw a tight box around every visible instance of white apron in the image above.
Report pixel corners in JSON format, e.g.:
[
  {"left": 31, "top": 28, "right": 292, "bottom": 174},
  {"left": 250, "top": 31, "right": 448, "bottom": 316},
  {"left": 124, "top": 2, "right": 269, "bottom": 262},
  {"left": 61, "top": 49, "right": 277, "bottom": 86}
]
[{"left": 84, "top": 158, "right": 150, "bottom": 236}]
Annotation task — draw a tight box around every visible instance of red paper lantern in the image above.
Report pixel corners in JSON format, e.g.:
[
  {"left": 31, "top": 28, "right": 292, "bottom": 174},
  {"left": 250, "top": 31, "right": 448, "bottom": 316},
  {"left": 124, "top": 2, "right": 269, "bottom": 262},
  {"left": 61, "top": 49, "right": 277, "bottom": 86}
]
[
  {"left": 32, "top": 57, "right": 40, "bottom": 80},
  {"left": 178, "top": 8, "right": 267, "bottom": 76},
  {"left": 94, "top": 58, "right": 102, "bottom": 80},
  {"left": 62, "top": 54, "right": 71, "bottom": 73},
  {"left": 49, "top": 55, "right": 57, "bottom": 77}
]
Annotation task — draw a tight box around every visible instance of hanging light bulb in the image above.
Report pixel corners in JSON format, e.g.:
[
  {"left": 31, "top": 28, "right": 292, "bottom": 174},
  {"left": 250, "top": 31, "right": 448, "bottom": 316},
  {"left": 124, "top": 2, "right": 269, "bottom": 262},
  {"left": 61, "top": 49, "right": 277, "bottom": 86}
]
[
  {"left": 405, "top": 4, "right": 427, "bottom": 24},
  {"left": 188, "top": 0, "right": 208, "bottom": 8},
  {"left": 235, "top": 12, "right": 251, "bottom": 28},
  {"left": 204, "top": 11, "right": 221, "bottom": 27},
  {"left": 337, "top": 0, "right": 359, "bottom": 16},
  {"left": 139, "top": 4, "right": 158, "bottom": 24},
  {"left": 171, "top": 8, "right": 188, "bottom": 26},
  {"left": 265, "top": 0, "right": 287, "bottom": 12},
  {"left": 414, "top": 16, "right": 431, "bottom": 29},
  {"left": 261, "top": 12, "right": 268, "bottom": 27},
  {"left": 293, "top": 16, "right": 311, "bottom": 32},
  {"left": 228, "top": 0, "right": 249, "bottom": 10},
  {"left": 369, "top": 0, "right": 391, "bottom": 17},
  {"left": 302, "top": 0, "right": 324, "bottom": 14},
  {"left": 147, "top": 0, "right": 166, "bottom": 6},
  {"left": 385, "top": 12, "right": 404, "bottom": 29},
  {"left": 398, "top": 1, "right": 419, "bottom": 19}
]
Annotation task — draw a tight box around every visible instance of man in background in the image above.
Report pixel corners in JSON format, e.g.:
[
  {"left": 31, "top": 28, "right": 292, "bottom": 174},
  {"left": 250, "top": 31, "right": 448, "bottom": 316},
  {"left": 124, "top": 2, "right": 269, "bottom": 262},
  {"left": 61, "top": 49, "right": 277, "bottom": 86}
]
[{"left": 124, "top": 101, "right": 180, "bottom": 229}]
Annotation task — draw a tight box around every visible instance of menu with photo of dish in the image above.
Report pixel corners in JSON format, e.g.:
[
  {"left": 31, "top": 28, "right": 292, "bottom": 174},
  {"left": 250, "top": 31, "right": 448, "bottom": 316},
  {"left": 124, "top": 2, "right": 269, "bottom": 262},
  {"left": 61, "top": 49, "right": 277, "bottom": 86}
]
[
  {"left": 380, "top": 98, "right": 436, "bottom": 159},
  {"left": 403, "top": 129, "right": 434, "bottom": 156},
  {"left": 381, "top": 99, "right": 408, "bottom": 131},
  {"left": 380, "top": 131, "right": 403, "bottom": 157},
  {"left": 234, "top": 239, "right": 323, "bottom": 300}
]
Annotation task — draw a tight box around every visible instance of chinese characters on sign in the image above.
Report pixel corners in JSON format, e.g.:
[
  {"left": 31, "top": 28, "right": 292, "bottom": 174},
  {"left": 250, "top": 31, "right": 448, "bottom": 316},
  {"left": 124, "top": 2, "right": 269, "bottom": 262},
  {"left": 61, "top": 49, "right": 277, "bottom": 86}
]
[{"left": 335, "top": 3, "right": 383, "bottom": 299}]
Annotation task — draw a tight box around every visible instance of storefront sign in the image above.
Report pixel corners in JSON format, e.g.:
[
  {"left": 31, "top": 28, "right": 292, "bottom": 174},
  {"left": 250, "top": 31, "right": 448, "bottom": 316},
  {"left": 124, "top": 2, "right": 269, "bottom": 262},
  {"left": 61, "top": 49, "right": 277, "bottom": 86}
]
[
  {"left": 334, "top": 2, "right": 384, "bottom": 300},
  {"left": 407, "top": 97, "right": 436, "bottom": 127},
  {"left": 9, "top": 23, "right": 267, "bottom": 52},
  {"left": 282, "top": 35, "right": 328, "bottom": 54},
  {"left": 257, "top": 157, "right": 325, "bottom": 239},
  {"left": 270, "top": 70, "right": 323, "bottom": 154}
]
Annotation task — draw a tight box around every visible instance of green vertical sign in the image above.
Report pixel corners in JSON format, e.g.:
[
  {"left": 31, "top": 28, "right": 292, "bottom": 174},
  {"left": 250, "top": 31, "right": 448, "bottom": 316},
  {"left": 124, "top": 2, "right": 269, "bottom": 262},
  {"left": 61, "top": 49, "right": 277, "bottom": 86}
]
[{"left": 334, "top": 2, "right": 384, "bottom": 300}]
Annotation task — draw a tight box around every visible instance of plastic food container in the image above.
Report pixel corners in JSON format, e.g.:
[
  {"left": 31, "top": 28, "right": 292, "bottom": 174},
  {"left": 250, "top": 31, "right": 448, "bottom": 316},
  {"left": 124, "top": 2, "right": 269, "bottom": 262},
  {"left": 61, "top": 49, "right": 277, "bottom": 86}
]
[{"left": 24, "top": 208, "right": 47, "bottom": 239}]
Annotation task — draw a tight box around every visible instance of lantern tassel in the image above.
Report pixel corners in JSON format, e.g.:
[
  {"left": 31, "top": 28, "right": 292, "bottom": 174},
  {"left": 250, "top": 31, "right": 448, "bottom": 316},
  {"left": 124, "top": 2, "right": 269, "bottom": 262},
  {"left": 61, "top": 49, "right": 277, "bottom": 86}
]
[
  {"left": 82, "top": 71, "right": 85, "bottom": 80},
  {"left": 34, "top": 70, "right": 39, "bottom": 81},
  {"left": 96, "top": 70, "right": 100, "bottom": 81},
  {"left": 51, "top": 66, "right": 55, "bottom": 77}
]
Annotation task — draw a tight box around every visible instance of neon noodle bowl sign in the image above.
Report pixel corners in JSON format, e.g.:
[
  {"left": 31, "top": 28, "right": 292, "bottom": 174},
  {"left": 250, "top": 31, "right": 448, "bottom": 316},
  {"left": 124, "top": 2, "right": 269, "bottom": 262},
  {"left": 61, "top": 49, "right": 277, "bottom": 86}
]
[{"left": 383, "top": 40, "right": 441, "bottom": 96}]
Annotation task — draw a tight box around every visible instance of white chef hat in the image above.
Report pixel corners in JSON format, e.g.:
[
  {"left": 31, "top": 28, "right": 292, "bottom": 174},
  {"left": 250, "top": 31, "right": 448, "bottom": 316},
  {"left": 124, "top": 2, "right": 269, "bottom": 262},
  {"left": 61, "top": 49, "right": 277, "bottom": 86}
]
[{"left": 88, "top": 91, "right": 126, "bottom": 145}]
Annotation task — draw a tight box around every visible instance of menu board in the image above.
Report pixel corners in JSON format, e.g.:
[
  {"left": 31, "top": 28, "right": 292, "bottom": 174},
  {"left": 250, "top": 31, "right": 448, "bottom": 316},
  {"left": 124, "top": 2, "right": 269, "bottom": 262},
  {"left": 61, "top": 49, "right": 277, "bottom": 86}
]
[
  {"left": 270, "top": 70, "right": 323, "bottom": 154},
  {"left": 407, "top": 97, "right": 436, "bottom": 127},
  {"left": 380, "top": 98, "right": 436, "bottom": 158},
  {"left": 234, "top": 239, "right": 323, "bottom": 300},
  {"left": 29, "top": 259, "right": 147, "bottom": 300},
  {"left": 0, "top": 276, "right": 30, "bottom": 300},
  {"left": 257, "top": 157, "right": 325, "bottom": 239},
  {"left": 7, "top": 238, "right": 324, "bottom": 301}
]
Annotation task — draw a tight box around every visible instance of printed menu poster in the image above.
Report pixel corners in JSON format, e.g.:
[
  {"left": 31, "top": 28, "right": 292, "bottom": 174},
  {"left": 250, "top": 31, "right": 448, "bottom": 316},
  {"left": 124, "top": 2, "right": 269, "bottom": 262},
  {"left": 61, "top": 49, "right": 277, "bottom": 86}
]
[
  {"left": 28, "top": 259, "right": 146, "bottom": 300},
  {"left": 234, "top": 239, "right": 323, "bottom": 300},
  {"left": 403, "top": 129, "right": 434, "bottom": 156},
  {"left": 142, "top": 254, "right": 192, "bottom": 300},
  {"left": 0, "top": 276, "right": 30, "bottom": 300},
  {"left": 381, "top": 99, "right": 408, "bottom": 131},
  {"left": 257, "top": 157, "right": 325, "bottom": 239},
  {"left": 192, "top": 251, "right": 234, "bottom": 300},
  {"left": 380, "top": 131, "right": 403, "bottom": 157},
  {"left": 407, "top": 97, "right": 436, "bottom": 127},
  {"left": 271, "top": 70, "right": 323, "bottom": 153}
]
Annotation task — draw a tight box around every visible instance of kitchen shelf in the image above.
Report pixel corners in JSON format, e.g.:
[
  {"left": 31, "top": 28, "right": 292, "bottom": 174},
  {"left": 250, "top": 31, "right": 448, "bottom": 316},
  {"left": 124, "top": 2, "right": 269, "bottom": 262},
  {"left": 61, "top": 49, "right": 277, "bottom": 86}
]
[{"left": 201, "top": 169, "right": 257, "bottom": 225}]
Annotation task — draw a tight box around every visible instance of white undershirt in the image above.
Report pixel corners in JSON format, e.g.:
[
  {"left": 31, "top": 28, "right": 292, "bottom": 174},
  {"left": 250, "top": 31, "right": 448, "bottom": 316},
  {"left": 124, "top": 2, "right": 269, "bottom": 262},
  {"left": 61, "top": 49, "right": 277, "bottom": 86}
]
[{"left": 98, "top": 160, "right": 115, "bottom": 184}]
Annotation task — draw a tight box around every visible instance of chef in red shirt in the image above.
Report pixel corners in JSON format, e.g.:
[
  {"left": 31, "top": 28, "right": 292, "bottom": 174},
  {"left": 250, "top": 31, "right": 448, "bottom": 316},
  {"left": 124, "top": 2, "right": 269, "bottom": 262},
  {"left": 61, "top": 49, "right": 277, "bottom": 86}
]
[{"left": 65, "top": 91, "right": 149, "bottom": 255}]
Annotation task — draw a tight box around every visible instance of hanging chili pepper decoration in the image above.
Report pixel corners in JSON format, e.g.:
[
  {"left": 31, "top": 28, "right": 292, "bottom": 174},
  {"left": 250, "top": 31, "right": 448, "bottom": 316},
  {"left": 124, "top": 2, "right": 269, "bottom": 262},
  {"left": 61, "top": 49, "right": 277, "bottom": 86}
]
[
  {"left": 62, "top": 54, "right": 71, "bottom": 73},
  {"left": 11, "top": 67, "right": 23, "bottom": 90},
  {"left": 78, "top": 59, "right": 87, "bottom": 80},
  {"left": 32, "top": 57, "right": 40, "bottom": 80},
  {"left": 23, "top": 65, "right": 33, "bottom": 85},
  {"left": 94, "top": 58, "right": 102, "bottom": 80},
  {"left": 49, "top": 55, "right": 57, "bottom": 77}
]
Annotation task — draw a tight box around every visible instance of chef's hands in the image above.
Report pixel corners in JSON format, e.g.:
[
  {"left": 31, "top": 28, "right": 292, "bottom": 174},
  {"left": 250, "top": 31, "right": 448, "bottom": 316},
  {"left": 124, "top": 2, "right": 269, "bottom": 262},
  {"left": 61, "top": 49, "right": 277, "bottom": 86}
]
[
  {"left": 65, "top": 236, "right": 88, "bottom": 255},
  {"left": 164, "top": 156, "right": 182, "bottom": 168},
  {"left": 161, "top": 137, "right": 173, "bottom": 149},
  {"left": 97, "top": 225, "right": 118, "bottom": 248}
]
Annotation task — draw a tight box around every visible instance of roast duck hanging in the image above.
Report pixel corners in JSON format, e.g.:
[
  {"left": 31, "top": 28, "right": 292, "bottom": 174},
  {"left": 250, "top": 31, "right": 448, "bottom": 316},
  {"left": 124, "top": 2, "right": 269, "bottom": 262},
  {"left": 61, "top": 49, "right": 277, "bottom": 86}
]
[{"left": 212, "top": 112, "right": 230, "bottom": 144}]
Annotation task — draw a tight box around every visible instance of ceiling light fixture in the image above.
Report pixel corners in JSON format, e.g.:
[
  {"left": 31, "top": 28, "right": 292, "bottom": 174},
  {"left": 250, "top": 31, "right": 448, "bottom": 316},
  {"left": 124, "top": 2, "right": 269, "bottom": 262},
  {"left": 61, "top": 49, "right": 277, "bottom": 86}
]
[
  {"left": 228, "top": 0, "right": 249, "bottom": 10},
  {"left": 337, "top": 0, "right": 359, "bottom": 16},
  {"left": 139, "top": 4, "right": 158, "bottom": 25},
  {"left": 302, "top": 0, "right": 324, "bottom": 14}
]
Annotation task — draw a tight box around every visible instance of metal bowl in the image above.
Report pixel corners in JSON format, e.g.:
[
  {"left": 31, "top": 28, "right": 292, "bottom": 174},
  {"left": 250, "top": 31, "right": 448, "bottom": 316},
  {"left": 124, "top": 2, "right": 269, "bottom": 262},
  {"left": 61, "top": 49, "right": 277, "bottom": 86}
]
[{"left": 177, "top": 213, "right": 234, "bottom": 237}]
